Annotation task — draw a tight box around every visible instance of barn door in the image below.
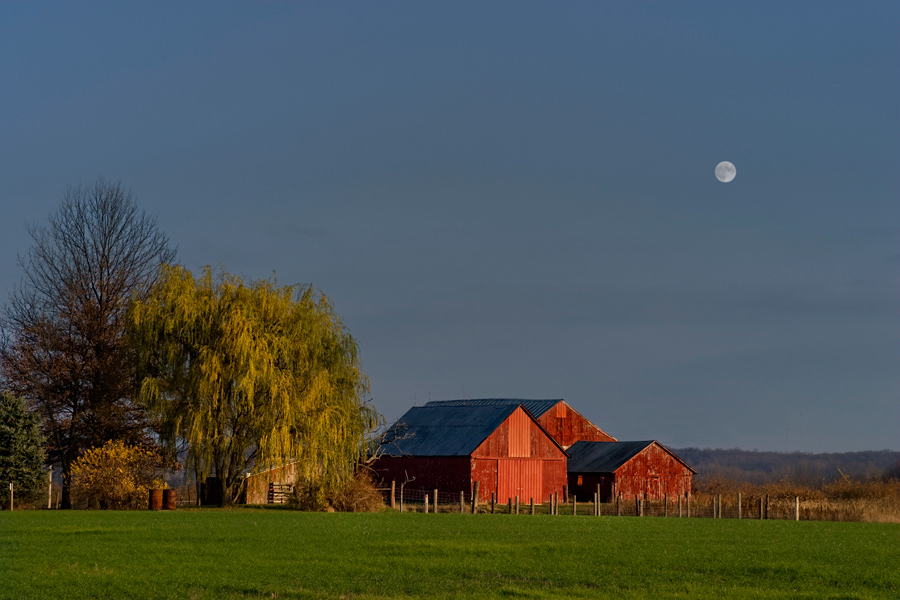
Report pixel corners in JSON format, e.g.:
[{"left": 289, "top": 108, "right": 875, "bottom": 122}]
[{"left": 497, "top": 459, "right": 543, "bottom": 503}]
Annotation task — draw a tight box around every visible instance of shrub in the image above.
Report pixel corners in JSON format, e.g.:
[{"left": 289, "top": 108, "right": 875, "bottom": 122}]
[
  {"left": 289, "top": 472, "right": 384, "bottom": 512},
  {"left": 289, "top": 480, "right": 330, "bottom": 512},
  {"left": 329, "top": 472, "right": 384, "bottom": 512},
  {"left": 70, "top": 440, "right": 168, "bottom": 509}
]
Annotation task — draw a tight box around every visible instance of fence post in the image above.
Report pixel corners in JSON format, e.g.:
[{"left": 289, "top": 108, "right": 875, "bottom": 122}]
[
  {"left": 594, "top": 492, "right": 598, "bottom": 516},
  {"left": 795, "top": 497, "right": 800, "bottom": 521},
  {"left": 515, "top": 495, "right": 520, "bottom": 515},
  {"left": 471, "top": 482, "right": 480, "bottom": 514},
  {"left": 764, "top": 494, "right": 769, "bottom": 520},
  {"left": 554, "top": 492, "right": 558, "bottom": 515},
  {"left": 434, "top": 489, "right": 439, "bottom": 514},
  {"left": 718, "top": 494, "right": 722, "bottom": 519},
  {"left": 530, "top": 497, "right": 535, "bottom": 515},
  {"left": 759, "top": 497, "right": 763, "bottom": 519},
  {"left": 491, "top": 492, "right": 495, "bottom": 514},
  {"left": 573, "top": 495, "right": 577, "bottom": 516},
  {"left": 737, "top": 493, "right": 741, "bottom": 520},
  {"left": 664, "top": 493, "right": 668, "bottom": 518},
  {"left": 508, "top": 497, "right": 512, "bottom": 514},
  {"left": 616, "top": 492, "right": 621, "bottom": 516},
  {"left": 9, "top": 482, "right": 12, "bottom": 511},
  {"left": 678, "top": 494, "right": 682, "bottom": 518},
  {"left": 390, "top": 481, "right": 396, "bottom": 509},
  {"left": 460, "top": 491, "right": 464, "bottom": 513},
  {"left": 687, "top": 494, "right": 691, "bottom": 518},
  {"left": 424, "top": 494, "right": 429, "bottom": 514}
]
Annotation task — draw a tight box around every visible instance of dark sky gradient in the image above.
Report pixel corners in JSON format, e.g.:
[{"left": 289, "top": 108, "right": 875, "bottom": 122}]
[{"left": 2, "top": 2, "right": 898, "bottom": 452}]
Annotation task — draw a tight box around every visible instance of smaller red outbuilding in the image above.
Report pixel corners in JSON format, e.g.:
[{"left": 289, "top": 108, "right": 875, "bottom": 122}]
[{"left": 566, "top": 440, "right": 695, "bottom": 502}]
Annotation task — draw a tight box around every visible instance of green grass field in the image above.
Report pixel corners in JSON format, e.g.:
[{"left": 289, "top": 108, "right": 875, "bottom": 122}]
[{"left": 2, "top": 509, "right": 898, "bottom": 599}]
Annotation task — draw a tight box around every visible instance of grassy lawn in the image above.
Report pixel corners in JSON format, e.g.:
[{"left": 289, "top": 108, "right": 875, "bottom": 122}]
[{"left": 2, "top": 509, "right": 898, "bottom": 599}]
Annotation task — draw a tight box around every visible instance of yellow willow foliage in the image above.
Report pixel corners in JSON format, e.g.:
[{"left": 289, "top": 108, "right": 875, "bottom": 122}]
[
  {"left": 70, "top": 440, "right": 166, "bottom": 509},
  {"left": 127, "top": 265, "right": 378, "bottom": 502}
]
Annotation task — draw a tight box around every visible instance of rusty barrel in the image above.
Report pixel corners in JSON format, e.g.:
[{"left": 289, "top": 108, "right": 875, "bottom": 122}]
[
  {"left": 148, "top": 489, "right": 164, "bottom": 510},
  {"left": 163, "top": 489, "right": 177, "bottom": 510}
]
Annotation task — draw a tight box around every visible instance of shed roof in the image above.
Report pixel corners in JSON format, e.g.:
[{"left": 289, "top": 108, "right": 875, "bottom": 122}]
[
  {"left": 566, "top": 441, "right": 655, "bottom": 473},
  {"left": 567, "top": 441, "right": 697, "bottom": 474},
  {"left": 424, "top": 398, "right": 563, "bottom": 419},
  {"left": 378, "top": 404, "right": 523, "bottom": 457}
]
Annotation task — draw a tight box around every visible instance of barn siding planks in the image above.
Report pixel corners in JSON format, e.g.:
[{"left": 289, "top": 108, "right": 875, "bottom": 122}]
[
  {"left": 472, "top": 407, "right": 568, "bottom": 502},
  {"left": 497, "top": 459, "right": 544, "bottom": 503},
  {"left": 370, "top": 456, "right": 472, "bottom": 497},
  {"left": 245, "top": 462, "right": 299, "bottom": 504},
  {"left": 613, "top": 443, "right": 693, "bottom": 499},
  {"left": 508, "top": 409, "right": 529, "bottom": 457},
  {"left": 535, "top": 402, "right": 617, "bottom": 448}
]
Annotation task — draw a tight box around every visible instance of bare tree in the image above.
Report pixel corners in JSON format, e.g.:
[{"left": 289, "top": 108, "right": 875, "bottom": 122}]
[{"left": 0, "top": 179, "right": 175, "bottom": 507}]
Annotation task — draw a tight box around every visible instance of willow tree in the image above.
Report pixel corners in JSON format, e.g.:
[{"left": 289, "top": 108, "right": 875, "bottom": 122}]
[{"left": 127, "top": 265, "right": 378, "bottom": 506}]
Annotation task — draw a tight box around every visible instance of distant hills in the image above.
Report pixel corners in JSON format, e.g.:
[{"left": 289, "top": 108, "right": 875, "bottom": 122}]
[{"left": 672, "top": 447, "right": 900, "bottom": 485}]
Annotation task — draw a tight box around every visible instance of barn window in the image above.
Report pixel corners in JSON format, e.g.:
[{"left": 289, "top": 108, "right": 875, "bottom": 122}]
[{"left": 577, "top": 475, "right": 583, "bottom": 486}]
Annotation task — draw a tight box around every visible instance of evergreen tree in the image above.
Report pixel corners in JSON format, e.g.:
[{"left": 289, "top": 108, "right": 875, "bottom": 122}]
[{"left": 0, "top": 392, "right": 47, "bottom": 507}]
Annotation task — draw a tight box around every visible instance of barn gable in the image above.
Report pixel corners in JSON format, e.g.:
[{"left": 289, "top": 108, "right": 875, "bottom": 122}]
[
  {"left": 424, "top": 398, "right": 617, "bottom": 447},
  {"left": 472, "top": 407, "right": 567, "bottom": 459}
]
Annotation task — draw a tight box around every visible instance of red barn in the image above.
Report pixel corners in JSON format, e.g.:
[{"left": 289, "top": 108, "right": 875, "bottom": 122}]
[
  {"left": 424, "top": 398, "right": 616, "bottom": 448},
  {"left": 566, "top": 441, "right": 695, "bottom": 501},
  {"left": 371, "top": 403, "right": 567, "bottom": 503}
]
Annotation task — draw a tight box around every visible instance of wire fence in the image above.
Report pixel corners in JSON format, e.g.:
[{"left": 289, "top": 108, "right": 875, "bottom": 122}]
[{"left": 376, "top": 486, "right": 825, "bottom": 521}]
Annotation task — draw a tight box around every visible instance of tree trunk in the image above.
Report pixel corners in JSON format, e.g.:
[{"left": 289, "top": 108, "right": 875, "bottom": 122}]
[{"left": 61, "top": 463, "right": 73, "bottom": 509}]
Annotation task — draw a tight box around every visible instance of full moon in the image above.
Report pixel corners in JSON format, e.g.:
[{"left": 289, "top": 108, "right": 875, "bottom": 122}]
[{"left": 715, "top": 161, "right": 736, "bottom": 183}]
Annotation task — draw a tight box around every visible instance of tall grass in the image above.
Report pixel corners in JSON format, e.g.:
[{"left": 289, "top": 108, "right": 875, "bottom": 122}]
[{"left": 693, "top": 476, "right": 900, "bottom": 522}]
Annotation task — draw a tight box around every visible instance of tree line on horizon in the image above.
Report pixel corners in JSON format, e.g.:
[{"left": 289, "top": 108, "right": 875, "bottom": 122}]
[
  {"left": 0, "top": 178, "right": 379, "bottom": 509},
  {"left": 674, "top": 447, "right": 900, "bottom": 487}
]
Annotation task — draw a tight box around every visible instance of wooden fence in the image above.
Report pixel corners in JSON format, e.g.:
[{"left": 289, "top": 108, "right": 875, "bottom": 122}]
[{"left": 379, "top": 483, "right": 811, "bottom": 521}]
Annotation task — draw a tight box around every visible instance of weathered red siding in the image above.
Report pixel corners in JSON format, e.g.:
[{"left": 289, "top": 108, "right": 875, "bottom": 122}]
[
  {"left": 612, "top": 443, "right": 692, "bottom": 500},
  {"left": 370, "top": 456, "right": 472, "bottom": 496},
  {"left": 535, "top": 402, "right": 617, "bottom": 448},
  {"left": 245, "top": 462, "right": 299, "bottom": 504},
  {"left": 471, "top": 407, "right": 567, "bottom": 502},
  {"left": 472, "top": 458, "right": 499, "bottom": 502},
  {"left": 567, "top": 442, "right": 693, "bottom": 501}
]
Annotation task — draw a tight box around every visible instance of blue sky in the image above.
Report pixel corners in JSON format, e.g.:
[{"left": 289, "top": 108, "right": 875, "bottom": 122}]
[{"left": 2, "top": 2, "right": 898, "bottom": 452}]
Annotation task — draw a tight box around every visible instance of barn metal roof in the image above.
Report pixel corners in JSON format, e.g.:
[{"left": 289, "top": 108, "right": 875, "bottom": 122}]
[
  {"left": 378, "top": 404, "right": 524, "bottom": 456},
  {"left": 567, "top": 441, "right": 697, "bottom": 474},
  {"left": 423, "top": 398, "right": 563, "bottom": 419},
  {"left": 566, "top": 441, "right": 656, "bottom": 473}
]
